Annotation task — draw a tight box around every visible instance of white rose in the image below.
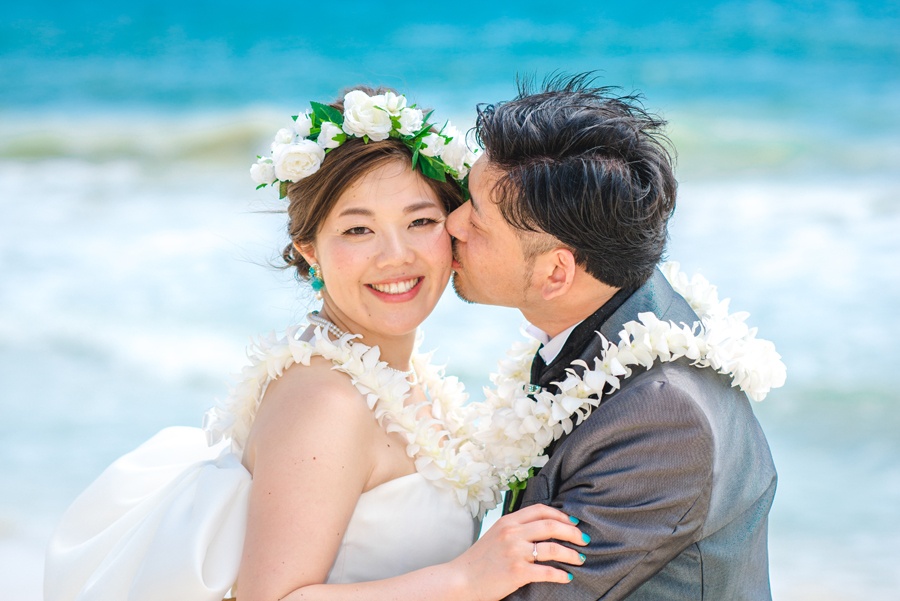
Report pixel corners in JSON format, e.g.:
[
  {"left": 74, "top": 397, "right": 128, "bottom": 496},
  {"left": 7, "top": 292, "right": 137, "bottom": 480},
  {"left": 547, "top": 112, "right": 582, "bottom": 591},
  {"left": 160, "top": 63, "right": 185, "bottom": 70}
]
[
  {"left": 342, "top": 90, "right": 393, "bottom": 141},
  {"left": 397, "top": 107, "right": 424, "bottom": 136},
  {"left": 441, "top": 137, "right": 473, "bottom": 177},
  {"left": 382, "top": 91, "right": 407, "bottom": 116},
  {"left": 419, "top": 132, "right": 447, "bottom": 157},
  {"left": 250, "top": 157, "right": 276, "bottom": 185},
  {"left": 317, "top": 121, "right": 344, "bottom": 149},
  {"left": 273, "top": 140, "right": 325, "bottom": 182},
  {"left": 293, "top": 112, "right": 313, "bottom": 138}
]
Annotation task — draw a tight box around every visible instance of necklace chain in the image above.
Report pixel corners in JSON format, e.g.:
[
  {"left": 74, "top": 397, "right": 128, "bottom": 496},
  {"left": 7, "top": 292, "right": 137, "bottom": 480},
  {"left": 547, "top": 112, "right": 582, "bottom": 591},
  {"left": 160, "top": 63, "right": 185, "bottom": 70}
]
[{"left": 307, "top": 311, "right": 418, "bottom": 382}]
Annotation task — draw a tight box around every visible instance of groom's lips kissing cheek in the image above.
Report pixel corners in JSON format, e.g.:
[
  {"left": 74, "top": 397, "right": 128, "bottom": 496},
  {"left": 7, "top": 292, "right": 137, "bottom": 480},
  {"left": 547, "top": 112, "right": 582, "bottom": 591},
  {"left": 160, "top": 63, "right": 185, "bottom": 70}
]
[{"left": 451, "top": 240, "right": 462, "bottom": 270}]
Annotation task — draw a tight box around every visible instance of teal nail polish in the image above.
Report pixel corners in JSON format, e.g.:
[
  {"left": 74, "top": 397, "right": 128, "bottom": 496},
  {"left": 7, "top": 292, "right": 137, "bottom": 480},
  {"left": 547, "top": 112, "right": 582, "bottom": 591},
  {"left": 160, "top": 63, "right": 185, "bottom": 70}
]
[
  {"left": 568, "top": 515, "right": 580, "bottom": 525},
  {"left": 567, "top": 572, "right": 574, "bottom": 582},
  {"left": 582, "top": 532, "right": 591, "bottom": 543},
  {"left": 579, "top": 553, "right": 586, "bottom": 563}
]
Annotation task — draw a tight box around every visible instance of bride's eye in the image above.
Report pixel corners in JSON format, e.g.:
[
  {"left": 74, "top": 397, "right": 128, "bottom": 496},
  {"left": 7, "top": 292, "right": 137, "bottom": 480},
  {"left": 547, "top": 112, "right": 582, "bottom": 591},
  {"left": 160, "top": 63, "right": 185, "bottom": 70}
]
[
  {"left": 342, "top": 226, "right": 371, "bottom": 236},
  {"left": 410, "top": 217, "right": 440, "bottom": 228}
]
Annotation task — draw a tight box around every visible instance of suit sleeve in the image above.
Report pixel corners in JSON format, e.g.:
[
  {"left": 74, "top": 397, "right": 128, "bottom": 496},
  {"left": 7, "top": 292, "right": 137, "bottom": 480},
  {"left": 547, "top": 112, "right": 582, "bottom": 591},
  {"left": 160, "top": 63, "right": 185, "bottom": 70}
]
[{"left": 504, "top": 376, "right": 714, "bottom": 601}]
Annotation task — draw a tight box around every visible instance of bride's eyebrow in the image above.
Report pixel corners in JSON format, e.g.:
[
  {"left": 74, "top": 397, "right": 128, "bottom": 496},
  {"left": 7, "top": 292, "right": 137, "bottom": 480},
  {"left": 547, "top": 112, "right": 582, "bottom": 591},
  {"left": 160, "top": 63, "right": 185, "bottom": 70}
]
[
  {"left": 403, "top": 201, "right": 441, "bottom": 214},
  {"left": 337, "top": 206, "right": 373, "bottom": 218},
  {"left": 336, "top": 200, "right": 439, "bottom": 219}
]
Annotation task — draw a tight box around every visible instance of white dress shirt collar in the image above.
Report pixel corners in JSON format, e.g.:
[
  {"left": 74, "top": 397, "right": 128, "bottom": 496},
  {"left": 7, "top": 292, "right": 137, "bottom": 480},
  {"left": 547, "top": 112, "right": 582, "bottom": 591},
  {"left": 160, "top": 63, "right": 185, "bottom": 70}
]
[{"left": 524, "top": 321, "right": 582, "bottom": 365}]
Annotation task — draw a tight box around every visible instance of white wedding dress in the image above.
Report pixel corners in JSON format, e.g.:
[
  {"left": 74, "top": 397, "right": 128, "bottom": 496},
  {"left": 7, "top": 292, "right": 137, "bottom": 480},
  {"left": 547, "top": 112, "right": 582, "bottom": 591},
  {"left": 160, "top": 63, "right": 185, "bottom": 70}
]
[{"left": 44, "top": 328, "right": 479, "bottom": 601}]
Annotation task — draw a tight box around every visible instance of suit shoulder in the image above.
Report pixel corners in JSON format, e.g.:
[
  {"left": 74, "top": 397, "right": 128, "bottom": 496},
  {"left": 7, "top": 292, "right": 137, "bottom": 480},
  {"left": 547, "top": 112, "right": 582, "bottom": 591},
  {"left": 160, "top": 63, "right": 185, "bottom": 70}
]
[{"left": 597, "top": 361, "right": 718, "bottom": 427}]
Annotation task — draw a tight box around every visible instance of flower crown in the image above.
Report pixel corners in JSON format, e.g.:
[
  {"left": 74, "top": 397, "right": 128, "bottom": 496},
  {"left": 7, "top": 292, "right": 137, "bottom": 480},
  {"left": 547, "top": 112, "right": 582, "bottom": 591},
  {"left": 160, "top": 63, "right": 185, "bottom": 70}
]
[{"left": 250, "top": 89, "right": 477, "bottom": 199}]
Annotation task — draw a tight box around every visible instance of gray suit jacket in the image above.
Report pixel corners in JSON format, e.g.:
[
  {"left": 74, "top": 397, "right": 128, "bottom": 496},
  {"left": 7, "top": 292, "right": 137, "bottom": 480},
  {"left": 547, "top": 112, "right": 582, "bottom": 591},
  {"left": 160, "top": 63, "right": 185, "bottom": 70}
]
[{"left": 504, "top": 269, "right": 776, "bottom": 601}]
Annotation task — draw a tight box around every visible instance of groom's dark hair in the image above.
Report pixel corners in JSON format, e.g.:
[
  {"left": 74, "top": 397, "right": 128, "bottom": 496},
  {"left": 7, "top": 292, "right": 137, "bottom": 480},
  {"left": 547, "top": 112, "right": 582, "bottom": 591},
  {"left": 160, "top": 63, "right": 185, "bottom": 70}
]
[{"left": 475, "top": 72, "right": 677, "bottom": 289}]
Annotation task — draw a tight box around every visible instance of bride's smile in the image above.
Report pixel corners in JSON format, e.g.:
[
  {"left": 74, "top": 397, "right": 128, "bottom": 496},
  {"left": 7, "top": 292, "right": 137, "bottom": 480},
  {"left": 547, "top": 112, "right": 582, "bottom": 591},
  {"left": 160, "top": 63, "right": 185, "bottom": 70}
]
[{"left": 367, "top": 276, "right": 422, "bottom": 297}]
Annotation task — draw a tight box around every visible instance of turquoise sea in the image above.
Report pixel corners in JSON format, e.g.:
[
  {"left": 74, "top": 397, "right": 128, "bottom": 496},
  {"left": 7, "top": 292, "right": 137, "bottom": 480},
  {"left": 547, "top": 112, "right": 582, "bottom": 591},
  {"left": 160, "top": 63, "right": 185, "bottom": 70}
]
[{"left": 2, "top": 1, "right": 899, "bottom": 599}]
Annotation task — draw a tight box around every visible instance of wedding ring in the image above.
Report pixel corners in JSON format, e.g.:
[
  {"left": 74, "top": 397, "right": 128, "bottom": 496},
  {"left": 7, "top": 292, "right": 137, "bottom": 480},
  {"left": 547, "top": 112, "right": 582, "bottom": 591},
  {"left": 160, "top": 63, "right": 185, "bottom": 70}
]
[{"left": 532, "top": 542, "right": 539, "bottom": 562}]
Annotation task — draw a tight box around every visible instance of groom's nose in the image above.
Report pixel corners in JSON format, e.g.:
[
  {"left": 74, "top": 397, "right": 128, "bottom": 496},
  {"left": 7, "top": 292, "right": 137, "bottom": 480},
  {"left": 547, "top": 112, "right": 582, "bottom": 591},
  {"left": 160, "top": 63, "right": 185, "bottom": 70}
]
[{"left": 446, "top": 201, "right": 469, "bottom": 241}]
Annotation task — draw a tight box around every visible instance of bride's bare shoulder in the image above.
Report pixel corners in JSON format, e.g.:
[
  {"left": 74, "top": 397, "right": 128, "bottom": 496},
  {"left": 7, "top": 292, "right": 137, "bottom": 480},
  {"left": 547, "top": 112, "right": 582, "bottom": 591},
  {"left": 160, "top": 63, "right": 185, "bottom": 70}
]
[{"left": 243, "top": 356, "right": 375, "bottom": 470}]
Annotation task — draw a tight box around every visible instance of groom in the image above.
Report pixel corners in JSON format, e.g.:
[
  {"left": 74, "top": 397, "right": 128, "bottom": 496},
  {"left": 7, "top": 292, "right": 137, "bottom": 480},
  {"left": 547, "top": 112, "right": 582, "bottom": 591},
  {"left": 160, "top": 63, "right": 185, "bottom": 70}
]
[{"left": 447, "top": 75, "right": 777, "bottom": 600}]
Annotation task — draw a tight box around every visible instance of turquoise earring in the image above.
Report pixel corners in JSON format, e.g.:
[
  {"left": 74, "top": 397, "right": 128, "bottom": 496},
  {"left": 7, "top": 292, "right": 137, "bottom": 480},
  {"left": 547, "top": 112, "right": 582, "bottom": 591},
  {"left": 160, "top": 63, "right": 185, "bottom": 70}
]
[{"left": 309, "top": 263, "right": 325, "bottom": 298}]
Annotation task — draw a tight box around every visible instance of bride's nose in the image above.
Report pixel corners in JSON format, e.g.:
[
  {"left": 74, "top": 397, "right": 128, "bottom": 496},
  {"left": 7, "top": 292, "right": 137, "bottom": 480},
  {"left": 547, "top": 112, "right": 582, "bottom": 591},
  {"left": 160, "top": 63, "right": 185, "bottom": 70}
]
[{"left": 375, "top": 229, "right": 415, "bottom": 267}]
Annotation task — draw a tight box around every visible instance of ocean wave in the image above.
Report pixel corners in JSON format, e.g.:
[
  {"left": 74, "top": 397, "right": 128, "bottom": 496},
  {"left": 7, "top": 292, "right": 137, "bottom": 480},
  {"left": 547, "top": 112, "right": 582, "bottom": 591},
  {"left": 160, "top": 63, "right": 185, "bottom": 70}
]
[
  {"left": 1, "top": 103, "right": 896, "bottom": 178},
  {"left": 0, "top": 107, "right": 286, "bottom": 164}
]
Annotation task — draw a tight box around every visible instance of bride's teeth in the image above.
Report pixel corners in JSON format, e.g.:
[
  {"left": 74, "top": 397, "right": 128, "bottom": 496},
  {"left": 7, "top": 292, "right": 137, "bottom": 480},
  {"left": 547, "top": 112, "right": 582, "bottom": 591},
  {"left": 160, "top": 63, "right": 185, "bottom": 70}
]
[{"left": 372, "top": 278, "right": 418, "bottom": 294}]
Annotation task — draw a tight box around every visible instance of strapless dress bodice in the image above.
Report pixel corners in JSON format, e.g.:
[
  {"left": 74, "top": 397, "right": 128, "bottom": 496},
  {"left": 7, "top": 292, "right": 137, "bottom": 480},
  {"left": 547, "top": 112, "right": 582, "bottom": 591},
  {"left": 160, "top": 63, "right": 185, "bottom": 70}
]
[{"left": 327, "top": 472, "right": 478, "bottom": 583}]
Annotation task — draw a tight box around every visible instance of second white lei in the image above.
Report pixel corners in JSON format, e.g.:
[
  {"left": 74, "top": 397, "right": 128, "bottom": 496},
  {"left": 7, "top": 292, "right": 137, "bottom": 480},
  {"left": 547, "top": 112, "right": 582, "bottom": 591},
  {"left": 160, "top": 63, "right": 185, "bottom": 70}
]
[{"left": 204, "top": 262, "right": 786, "bottom": 518}]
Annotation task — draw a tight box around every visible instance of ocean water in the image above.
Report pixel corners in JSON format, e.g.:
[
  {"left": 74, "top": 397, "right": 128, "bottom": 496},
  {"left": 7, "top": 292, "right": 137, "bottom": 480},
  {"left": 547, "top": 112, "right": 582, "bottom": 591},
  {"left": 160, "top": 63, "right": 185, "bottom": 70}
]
[{"left": 2, "top": 1, "right": 899, "bottom": 599}]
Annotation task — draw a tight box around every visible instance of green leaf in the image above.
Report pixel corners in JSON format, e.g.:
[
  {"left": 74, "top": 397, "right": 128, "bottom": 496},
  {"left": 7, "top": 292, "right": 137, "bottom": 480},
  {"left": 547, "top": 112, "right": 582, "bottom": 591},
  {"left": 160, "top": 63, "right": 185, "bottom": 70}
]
[
  {"left": 255, "top": 183, "right": 267, "bottom": 190},
  {"left": 279, "top": 181, "right": 288, "bottom": 199},
  {"left": 410, "top": 110, "right": 436, "bottom": 139},
  {"left": 418, "top": 155, "right": 447, "bottom": 182},
  {"left": 310, "top": 101, "right": 344, "bottom": 126}
]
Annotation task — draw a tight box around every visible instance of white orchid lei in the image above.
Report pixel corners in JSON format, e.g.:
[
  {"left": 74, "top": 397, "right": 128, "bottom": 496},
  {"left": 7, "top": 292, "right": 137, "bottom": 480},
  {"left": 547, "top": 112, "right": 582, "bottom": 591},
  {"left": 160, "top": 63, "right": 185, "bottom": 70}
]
[
  {"left": 250, "top": 89, "right": 477, "bottom": 199},
  {"left": 203, "top": 263, "right": 786, "bottom": 518},
  {"left": 455, "top": 261, "right": 788, "bottom": 510},
  {"left": 200, "top": 324, "right": 483, "bottom": 513}
]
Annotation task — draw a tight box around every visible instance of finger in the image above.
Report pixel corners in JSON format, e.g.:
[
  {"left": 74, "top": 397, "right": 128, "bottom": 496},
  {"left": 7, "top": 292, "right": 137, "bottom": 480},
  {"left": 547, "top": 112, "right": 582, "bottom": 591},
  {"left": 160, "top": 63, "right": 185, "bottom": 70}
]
[
  {"left": 509, "top": 503, "right": 580, "bottom": 526},
  {"left": 521, "top": 518, "right": 590, "bottom": 547},
  {"left": 534, "top": 542, "right": 587, "bottom": 567},
  {"left": 526, "top": 564, "right": 575, "bottom": 585}
]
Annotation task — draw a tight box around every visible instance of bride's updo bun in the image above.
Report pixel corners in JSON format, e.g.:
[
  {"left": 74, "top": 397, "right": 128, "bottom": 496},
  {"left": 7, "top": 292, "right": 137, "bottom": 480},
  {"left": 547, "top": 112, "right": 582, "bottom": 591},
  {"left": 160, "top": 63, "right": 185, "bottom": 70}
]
[{"left": 280, "top": 86, "right": 465, "bottom": 282}]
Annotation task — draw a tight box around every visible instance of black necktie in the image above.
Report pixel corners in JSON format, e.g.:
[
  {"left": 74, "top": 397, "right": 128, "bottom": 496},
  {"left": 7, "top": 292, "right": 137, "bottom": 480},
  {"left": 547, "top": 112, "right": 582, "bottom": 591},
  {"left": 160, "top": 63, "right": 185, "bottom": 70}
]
[{"left": 529, "top": 345, "right": 545, "bottom": 387}]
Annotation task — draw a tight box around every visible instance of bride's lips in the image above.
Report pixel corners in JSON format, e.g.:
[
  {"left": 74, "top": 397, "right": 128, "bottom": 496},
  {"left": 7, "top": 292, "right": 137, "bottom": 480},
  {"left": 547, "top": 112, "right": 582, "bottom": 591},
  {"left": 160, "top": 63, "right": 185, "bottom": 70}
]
[{"left": 365, "top": 277, "right": 423, "bottom": 302}]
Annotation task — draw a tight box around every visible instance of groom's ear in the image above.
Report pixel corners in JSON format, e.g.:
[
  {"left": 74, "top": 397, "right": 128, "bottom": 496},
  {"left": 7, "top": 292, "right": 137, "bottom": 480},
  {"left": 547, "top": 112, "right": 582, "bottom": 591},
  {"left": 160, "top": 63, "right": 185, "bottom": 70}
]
[{"left": 538, "top": 248, "right": 577, "bottom": 301}]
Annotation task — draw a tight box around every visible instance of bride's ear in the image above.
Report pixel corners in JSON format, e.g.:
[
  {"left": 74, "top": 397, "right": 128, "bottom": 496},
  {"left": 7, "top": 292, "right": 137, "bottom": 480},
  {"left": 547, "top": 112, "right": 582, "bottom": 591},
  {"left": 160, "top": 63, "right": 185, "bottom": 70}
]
[
  {"left": 294, "top": 242, "right": 317, "bottom": 267},
  {"left": 538, "top": 248, "right": 577, "bottom": 301}
]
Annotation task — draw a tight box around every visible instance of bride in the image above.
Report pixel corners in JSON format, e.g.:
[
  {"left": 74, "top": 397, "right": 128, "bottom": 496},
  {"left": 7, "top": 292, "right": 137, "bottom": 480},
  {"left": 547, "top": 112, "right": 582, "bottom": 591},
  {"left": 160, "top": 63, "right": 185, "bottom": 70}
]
[{"left": 45, "top": 87, "right": 587, "bottom": 601}]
